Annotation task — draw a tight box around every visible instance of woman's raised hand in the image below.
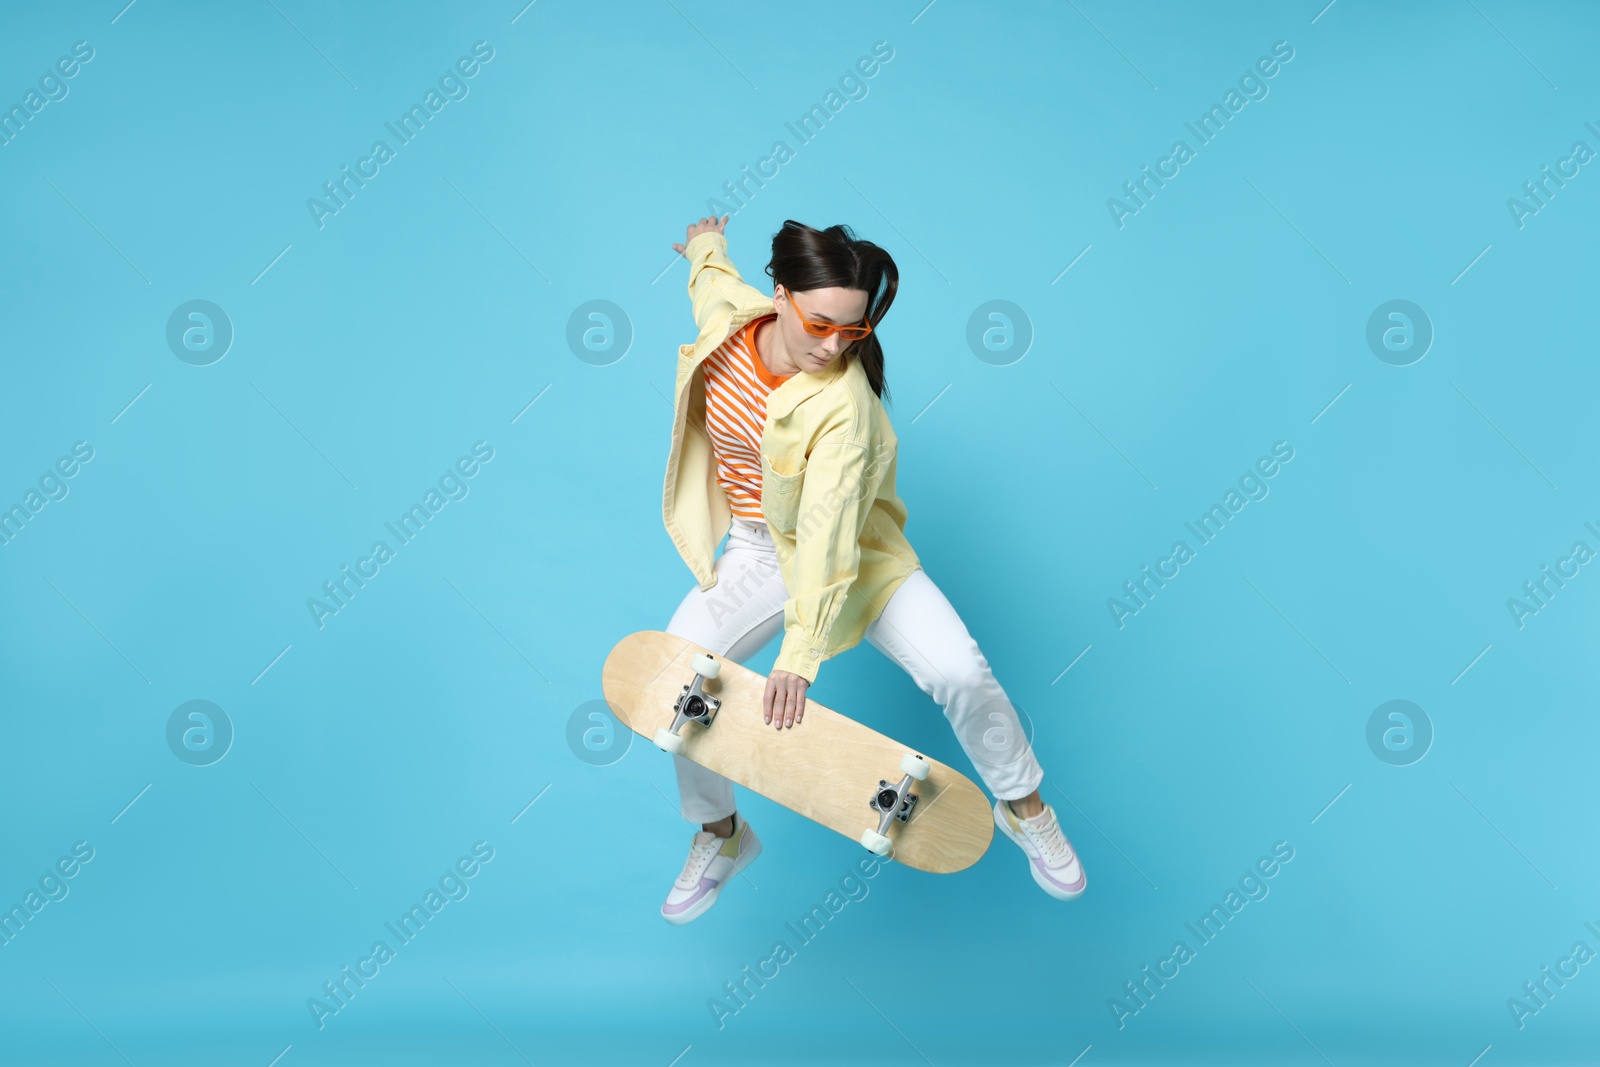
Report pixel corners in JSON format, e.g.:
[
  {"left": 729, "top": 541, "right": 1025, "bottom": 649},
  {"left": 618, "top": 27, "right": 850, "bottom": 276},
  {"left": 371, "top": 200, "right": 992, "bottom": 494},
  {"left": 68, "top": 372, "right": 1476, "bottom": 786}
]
[{"left": 672, "top": 214, "right": 729, "bottom": 255}]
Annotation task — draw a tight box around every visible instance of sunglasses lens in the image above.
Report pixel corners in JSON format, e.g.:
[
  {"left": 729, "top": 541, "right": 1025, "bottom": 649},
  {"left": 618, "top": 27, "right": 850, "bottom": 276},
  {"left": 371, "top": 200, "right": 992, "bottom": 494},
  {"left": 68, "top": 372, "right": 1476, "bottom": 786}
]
[
  {"left": 792, "top": 301, "right": 869, "bottom": 340},
  {"left": 809, "top": 326, "right": 866, "bottom": 340}
]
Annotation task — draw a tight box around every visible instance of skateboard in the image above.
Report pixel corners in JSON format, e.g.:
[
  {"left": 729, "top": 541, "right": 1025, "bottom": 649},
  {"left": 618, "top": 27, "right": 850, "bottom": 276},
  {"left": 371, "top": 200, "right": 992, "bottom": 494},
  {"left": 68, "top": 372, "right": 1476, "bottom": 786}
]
[{"left": 602, "top": 630, "right": 993, "bottom": 873}]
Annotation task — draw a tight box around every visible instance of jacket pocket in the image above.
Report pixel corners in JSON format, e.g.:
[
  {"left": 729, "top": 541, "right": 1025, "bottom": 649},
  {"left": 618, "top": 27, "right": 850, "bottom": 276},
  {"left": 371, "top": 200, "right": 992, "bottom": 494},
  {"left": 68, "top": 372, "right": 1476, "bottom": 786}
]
[{"left": 760, "top": 451, "right": 806, "bottom": 534}]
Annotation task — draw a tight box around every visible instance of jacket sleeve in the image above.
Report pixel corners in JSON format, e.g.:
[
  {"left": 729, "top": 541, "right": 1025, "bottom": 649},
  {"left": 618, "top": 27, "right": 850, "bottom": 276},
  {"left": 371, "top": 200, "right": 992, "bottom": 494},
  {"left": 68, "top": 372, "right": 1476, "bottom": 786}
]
[
  {"left": 771, "top": 434, "right": 888, "bottom": 684},
  {"left": 684, "top": 230, "right": 769, "bottom": 336}
]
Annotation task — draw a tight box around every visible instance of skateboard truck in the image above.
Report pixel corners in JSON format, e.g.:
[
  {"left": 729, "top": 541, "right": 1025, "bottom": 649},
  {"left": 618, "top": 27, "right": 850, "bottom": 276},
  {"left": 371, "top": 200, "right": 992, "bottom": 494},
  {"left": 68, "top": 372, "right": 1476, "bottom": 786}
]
[
  {"left": 860, "top": 753, "right": 931, "bottom": 855},
  {"left": 653, "top": 653, "right": 722, "bottom": 755}
]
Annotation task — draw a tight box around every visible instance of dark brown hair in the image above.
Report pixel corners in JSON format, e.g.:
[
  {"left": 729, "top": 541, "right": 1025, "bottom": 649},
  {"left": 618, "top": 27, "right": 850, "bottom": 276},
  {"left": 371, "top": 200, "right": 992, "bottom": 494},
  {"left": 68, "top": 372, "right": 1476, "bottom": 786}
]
[{"left": 764, "top": 220, "right": 899, "bottom": 406}]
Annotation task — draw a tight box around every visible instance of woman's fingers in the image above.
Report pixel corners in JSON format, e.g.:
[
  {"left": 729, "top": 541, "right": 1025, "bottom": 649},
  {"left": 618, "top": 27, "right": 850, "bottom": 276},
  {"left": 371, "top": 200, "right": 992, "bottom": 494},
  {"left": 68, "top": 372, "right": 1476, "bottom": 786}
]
[
  {"left": 761, "top": 670, "right": 807, "bottom": 729},
  {"left": 782, "top": 680, "right": 805, "bottom": 729},
  {"left": 675, "top": 214, "right": 729, "bottom": 253},
  {"left": 684, "top": 215, "right": 729, "bottom": 240}
]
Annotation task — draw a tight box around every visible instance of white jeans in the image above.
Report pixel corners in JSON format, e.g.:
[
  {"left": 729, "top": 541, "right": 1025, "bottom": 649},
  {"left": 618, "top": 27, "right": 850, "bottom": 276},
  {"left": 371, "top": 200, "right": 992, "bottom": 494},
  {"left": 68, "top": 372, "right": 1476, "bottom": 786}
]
[{"left": 665, "top": 517, "right": 1045, "bottom": 824}]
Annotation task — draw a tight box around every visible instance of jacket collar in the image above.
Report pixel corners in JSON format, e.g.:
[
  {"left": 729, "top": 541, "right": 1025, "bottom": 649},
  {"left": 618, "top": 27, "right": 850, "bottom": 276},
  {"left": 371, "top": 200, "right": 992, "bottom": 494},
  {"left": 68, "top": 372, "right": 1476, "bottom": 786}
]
[
  {"left": 767, "top": 358, "right": 844, "bottom": 421},
  {"left": 723, "top": 300, "right": 848, "bottom": 422}
]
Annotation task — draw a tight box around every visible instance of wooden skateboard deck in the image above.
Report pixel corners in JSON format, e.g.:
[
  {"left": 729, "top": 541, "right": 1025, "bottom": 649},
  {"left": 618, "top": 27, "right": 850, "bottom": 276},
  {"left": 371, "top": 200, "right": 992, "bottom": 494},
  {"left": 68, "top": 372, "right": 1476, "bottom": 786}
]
[{"left": 602, "top": 630, "right": 993, "bottom": 873}]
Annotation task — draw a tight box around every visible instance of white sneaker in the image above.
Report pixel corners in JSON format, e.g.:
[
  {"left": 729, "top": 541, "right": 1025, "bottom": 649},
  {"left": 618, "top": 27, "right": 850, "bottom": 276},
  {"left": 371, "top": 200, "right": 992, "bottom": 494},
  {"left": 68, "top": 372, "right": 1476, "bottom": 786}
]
[
  {"left": 661, "top": 812, "right": 762, "bottom": 925},
  {"left": 994, "top": 799, "right": 1086, "bottom": 900}
]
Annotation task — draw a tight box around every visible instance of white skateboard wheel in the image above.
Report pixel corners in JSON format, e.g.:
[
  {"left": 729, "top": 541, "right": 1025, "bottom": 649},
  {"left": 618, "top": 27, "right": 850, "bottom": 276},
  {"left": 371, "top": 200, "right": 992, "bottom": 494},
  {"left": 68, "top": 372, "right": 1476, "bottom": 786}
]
[
  {"left": 901, "top": 753, "right": 930, "bottom": 780},
  {"left": 860, "top": 829, "right": 892, "bottom": 855},
  {"left": 654, "top": 728, "right": 685, "bottom": 755},
  {"left": 692, "top": 653, "right": 720, "bottom": 679}
]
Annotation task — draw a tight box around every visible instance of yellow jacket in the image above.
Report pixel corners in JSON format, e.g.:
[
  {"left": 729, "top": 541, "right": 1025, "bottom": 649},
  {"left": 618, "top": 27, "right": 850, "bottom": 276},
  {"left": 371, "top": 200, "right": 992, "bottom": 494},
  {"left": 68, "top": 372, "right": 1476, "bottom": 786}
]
[{"left": 663, "top": 230, "right": 921, "bottom": 683}]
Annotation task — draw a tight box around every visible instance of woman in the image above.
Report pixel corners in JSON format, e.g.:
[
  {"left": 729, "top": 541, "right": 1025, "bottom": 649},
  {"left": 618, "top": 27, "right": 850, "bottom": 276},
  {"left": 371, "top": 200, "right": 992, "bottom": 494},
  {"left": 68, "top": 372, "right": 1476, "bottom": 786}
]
[{"left": 657, "top": 214, "right": 1084, "bottom": 925}]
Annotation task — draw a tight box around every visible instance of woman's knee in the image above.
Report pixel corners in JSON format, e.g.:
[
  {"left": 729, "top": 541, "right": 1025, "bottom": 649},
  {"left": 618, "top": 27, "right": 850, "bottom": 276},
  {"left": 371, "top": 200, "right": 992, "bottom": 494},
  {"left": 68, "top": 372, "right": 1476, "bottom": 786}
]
[{"left": 926, "top": 650, "right": 995, "bottom": 707}]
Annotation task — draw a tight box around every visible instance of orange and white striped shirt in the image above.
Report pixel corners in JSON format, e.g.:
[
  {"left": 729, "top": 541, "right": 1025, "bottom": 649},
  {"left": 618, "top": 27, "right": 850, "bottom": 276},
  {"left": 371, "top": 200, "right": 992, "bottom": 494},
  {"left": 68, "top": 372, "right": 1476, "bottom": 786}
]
[{"left": 701, "top": 313, "right": 790, "bottom": 523}]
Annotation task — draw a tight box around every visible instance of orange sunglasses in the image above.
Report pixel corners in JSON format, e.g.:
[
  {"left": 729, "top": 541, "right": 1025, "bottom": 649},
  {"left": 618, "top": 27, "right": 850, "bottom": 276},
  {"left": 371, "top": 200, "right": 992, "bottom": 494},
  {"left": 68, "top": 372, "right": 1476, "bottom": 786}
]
[{"left": 781, "top": 287, "right": 873, "bottom": 342}]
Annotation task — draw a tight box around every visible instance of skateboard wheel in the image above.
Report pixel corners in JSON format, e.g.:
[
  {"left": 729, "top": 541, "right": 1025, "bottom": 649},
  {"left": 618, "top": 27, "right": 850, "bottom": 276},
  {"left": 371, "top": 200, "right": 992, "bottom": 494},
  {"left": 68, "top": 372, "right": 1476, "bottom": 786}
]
[
  {"left": 900, "top": 753, "right": 931, "bottom": 781},
  {"left": 860, "top": 829, "right": 892, "bottom": 856},
  {"left": 692, "top": 653, "right": 720, "bottom": 679},
  {"left": 653, "top": 728, "right": 685, "bottom": 755}
]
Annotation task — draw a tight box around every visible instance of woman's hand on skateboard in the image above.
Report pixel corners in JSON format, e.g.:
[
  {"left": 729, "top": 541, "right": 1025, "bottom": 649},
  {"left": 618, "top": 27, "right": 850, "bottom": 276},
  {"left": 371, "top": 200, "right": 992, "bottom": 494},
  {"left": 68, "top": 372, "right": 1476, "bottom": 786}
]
[
  {"left": 672, "top": 214, "right": 728, "bottom": 255},
  {"left": 764, "top": 669, "right": 808, "bottom": 729}
]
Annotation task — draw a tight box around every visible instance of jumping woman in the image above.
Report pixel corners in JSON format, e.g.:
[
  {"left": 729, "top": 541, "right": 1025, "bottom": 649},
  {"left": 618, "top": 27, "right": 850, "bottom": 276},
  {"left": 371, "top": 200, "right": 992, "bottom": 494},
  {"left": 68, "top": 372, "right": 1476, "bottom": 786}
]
[{"left": 657, "top": 214, "right": 1084, "bottom": 925}]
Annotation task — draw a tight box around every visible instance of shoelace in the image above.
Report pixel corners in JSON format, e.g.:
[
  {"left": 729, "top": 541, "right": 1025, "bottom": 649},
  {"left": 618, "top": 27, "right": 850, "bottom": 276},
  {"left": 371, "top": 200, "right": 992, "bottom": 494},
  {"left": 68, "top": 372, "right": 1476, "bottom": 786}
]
[
  {"left": 677, "top": 835, "right": 720, "bottom": 886},
  {"left": 1021, "top": 811, "right": 1072, "bottom": 868}
]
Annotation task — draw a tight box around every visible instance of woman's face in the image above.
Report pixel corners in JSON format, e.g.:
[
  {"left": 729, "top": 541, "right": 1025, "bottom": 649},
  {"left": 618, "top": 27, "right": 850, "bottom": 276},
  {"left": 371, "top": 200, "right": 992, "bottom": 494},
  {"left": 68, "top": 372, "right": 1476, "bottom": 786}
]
[{"left": 778, "top": 286, "right": 872, "bottom": 374}]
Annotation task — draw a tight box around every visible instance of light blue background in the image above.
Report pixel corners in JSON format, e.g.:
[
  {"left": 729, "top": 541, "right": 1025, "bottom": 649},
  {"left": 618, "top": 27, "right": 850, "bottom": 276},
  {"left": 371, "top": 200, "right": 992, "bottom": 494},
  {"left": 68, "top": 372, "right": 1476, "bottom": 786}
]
[{"left": 2, "top": 1, "right": 1597, "bottom": 1064}]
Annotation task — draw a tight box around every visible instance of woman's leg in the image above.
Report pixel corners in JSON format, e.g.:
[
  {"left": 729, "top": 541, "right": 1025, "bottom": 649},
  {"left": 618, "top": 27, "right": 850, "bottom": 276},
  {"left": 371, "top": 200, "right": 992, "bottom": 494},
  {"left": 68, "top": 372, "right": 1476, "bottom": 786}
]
[
  {"left": 664, "top": 519, "right": 786, "bottom": 827},
  {"left": 858, "top": 567, "right": 1084, "bottom": 900},
  {"left": 862, "top": 568, "right": 1046, "bottom": 804}
]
